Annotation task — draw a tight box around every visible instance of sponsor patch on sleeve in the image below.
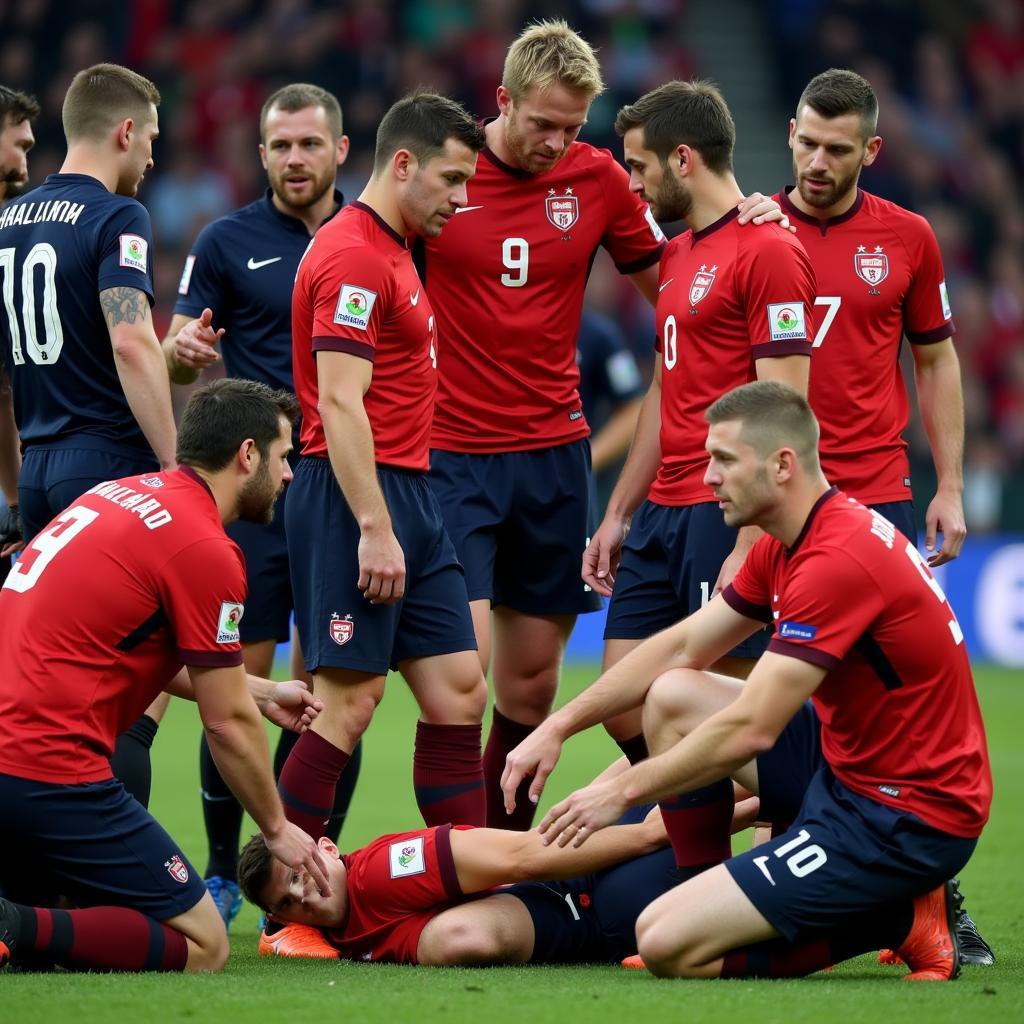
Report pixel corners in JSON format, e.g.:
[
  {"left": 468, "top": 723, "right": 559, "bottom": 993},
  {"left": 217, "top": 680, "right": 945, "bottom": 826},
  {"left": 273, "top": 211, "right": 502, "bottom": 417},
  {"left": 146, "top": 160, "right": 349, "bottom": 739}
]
[
  {"left": 389, "top": 836, "right": 426, "bottom": 878},
  {"left": 778, "top": 620, "right": 818, "bottom": 641},
  {"left": 334, "top": 284, "right": 377, "bottom": 330},
  {"left": 767, "top": 301, "right": 807, "bottom": 341},
  {"left": 939, "top": 280, "right": 952, "bottom": 320},
  {"left": 644, "top": 207, "right": 666, "bottom": 242},
  {"left": 216, "top": 601, "right": 244, "bottom": 644},
  {"left": 178, "top": 254, "right": 196, "bottom": 295},
  {"left": 119, "top": 233, "right": 149, "bottom": 273}
]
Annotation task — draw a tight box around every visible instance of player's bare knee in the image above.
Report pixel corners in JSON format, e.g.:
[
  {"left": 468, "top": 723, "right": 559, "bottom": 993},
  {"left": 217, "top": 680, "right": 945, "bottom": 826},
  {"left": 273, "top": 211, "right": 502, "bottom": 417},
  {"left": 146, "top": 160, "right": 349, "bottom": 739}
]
[
  {"left": 636, "top": 918, "right": 694, "bottom": 979},
  {"left": 421, "top": 918, "right": 500, "bottom": 966}
]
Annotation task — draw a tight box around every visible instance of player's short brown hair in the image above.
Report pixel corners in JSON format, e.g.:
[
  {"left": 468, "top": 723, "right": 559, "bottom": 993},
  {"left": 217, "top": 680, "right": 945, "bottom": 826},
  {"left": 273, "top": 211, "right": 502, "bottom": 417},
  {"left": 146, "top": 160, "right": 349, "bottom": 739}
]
[
  {"left": 260, "top": 82, "right": 343, "bottom": 142},
  {"left": 614, "top": 80, "right": 735, "bottom": 175},
  {"left": 373, "top": 92, "right": 484, "bottom": 175},
  {"left": 502, "top": 19, "right": 604, "bottom": 102},
  {"left": 796, "top": 68, "right": 878, "bottom": 140},
  {"left": 706, "top": 381, "right": 820, "bottom": 473},
  {"left": 62, "top": 63, "right": 160, "bottom": 143},
  {"left": 237, "top": 833, "right": 274, "bottom": 912},
  {"left": 176, "top": 378, "right": 298, "bottom": 472},
  {"left": 0, "top": 85, "right": 40, "bottom": 130}
]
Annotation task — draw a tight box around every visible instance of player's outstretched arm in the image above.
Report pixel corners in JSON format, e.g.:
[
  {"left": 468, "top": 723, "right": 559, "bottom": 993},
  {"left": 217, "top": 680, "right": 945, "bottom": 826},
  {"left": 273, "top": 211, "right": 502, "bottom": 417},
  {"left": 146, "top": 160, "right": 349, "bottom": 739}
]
[
  {"left": 162, "top": 310, "right": 225, "bottom": 386},
  {"left": 101, "top": 286, "right": 178, "bottom": 470},
  {"left": 913, "top": 338, "right": 966, "bottom": 565}
]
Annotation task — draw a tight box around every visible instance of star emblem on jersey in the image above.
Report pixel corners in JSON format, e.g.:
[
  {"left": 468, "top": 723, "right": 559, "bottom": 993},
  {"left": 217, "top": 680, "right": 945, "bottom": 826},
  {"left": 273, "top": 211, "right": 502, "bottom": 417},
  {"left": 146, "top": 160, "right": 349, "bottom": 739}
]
[
  {"left": 165, "top": 855, "right": 189, "bottom": 884},
  {"left": 545, "top": 187, "right": 579, "bottom": 231},
  {"left": 330, "top": 613, "right": 354, "bottom": 646},
  {"left": 689, "top": 264, "right": 717, "bottom": 305},
  {"left": 853, "top": 244, "right": 888, "bottom": 286}
]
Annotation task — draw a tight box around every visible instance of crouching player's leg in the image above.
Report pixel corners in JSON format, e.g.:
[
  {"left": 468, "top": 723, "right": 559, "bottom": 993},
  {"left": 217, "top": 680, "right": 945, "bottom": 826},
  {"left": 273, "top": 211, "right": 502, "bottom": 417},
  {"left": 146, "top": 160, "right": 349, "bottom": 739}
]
[{"left": 0, "top": 774, "right": 229, "bottom": 973}]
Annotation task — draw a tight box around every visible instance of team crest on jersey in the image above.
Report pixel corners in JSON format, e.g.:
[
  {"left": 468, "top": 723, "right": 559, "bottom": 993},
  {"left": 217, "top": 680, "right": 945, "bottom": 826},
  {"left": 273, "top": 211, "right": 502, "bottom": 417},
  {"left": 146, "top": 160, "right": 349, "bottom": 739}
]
[
  {"left": 329, "top": 613, "right": 354, "bottom": 646},
  {"left": 164, "top": 855, "right": 189, "bottom": 884},
  {"left": 216, "top": 601, "right": 244, "bottom": 644},
  {"left": 545, "top": 188, "right": 579, "bottom": 231},
  {"left": 140, "top": 476, "right": 164, "bottom": 488},
  {"left": 119, "top": 233, "right": 149, "bottom": 272},
  {"left": 389, "top": 836, "right": 425, "bottom": 878},
  {"left": 854, "top": 245, "right": 888, "bottom": 287},
  {"left": 334, "top": 285, "right": 377, "bottom": 330},
  {"left": 689, "top": 264, "right": 717, "bottom": 305}
]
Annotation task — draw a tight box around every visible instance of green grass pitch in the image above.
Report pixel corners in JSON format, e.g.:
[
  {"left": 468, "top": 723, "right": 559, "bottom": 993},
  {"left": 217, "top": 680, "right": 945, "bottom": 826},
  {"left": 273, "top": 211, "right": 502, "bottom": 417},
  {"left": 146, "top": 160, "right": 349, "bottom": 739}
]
[{"left": 4, "top": 663, "right": 1020, "bottom": 1023}]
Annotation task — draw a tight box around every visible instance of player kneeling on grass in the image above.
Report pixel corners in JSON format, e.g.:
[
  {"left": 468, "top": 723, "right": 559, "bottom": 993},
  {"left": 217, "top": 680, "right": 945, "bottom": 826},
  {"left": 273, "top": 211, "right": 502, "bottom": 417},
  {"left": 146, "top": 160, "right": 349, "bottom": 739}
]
[
  {"left": 0, "top": 379, "right": 330, "bottom": 973},
  {"left": 502, "top": 380, "right": 992, "bottom": 982},
  {"left": 241, "top": 789, "right": 759, "bottom": 965}
]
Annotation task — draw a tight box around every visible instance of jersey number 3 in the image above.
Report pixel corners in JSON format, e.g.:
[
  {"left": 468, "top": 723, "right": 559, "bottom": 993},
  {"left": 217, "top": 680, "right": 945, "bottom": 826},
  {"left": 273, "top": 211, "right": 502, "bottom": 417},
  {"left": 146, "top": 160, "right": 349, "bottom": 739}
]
[{"left": 0, "top": 243, "right": 64, "bottom": 366}]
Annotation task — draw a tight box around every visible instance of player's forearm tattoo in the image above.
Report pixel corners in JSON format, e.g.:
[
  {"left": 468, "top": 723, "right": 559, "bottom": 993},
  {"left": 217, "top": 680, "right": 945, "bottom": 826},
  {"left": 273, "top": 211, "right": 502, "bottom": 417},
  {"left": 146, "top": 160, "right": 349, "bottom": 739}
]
[{"left": 99, "top": 287, "right": 151, "bottom": 327}]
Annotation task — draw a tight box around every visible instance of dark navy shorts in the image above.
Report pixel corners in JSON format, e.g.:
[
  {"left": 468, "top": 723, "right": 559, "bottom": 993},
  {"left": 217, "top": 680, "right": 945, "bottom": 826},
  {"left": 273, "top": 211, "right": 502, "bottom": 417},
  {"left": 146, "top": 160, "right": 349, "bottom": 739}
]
[
  {"left": 227, "top": 488, "right": 292, "bottom": 644},
  {"left": 604, "top": 499, "right": 769, "bottom": 658},
  {"left": 428, "top": 440, "right": 602, "bottom": 616},
  {"left": 508, "top": 804, "right": 677, "bottom": 964},
  {"left": 728, "top": 706, "right": 977, "bottom": 941},
  {"left": 0, "top": 773, "right": 207, "bottom": 919},
  {"left": 18, "top": 440, "right": 156, "bottom": 542},
  {"left": 870, "top": 500, "right": 916, "bottom": 547},
  {"left": 286, "top": 457, "right": 477, "bottom": 676}
]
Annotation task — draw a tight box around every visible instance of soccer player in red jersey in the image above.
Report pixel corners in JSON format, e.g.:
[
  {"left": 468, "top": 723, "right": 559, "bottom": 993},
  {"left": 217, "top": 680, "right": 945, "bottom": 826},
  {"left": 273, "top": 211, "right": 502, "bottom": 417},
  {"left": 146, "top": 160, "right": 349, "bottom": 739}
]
[
  {"left": 278, "top": 95, "right": 489, "bottom": 874},
  {"left": 0, "top": 379, "right": 330, "bottom": 973},
  {"left": 423, "top": 24, "right": 788, "bottom": 827},
  {"left": 503, "top": 381, "right": 990, "bottom": 982},
  {"left": 780, "top": 68, "right": 965, "bottom": 567}
]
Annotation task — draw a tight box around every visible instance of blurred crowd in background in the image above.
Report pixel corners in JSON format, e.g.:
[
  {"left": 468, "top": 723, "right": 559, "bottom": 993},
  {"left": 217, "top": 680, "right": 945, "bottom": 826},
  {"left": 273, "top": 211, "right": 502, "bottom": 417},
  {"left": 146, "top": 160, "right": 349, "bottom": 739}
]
[{"left": 1, "top": 0, "right": 1021, "bottom": 529}]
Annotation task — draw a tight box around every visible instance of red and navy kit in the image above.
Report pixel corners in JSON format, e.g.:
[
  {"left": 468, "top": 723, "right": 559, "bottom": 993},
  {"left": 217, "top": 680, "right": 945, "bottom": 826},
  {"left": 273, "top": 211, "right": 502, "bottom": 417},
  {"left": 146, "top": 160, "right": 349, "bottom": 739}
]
[
  {"left": 292, "top": 201, "right": 437, "bottom": 471},
  {"left": 0, "top": 467, "right": 245, "bottom": 785},
  {"left": 651, "top": 209, "right": 815, "bottom": 506},
  {"left": 0, "top": 173, "right": 156, "bottom": 454},
  {"left": 325, "top": 824, "right": 470, "bottom": 963},
  {"left": 723, "top": 488, "right": 991, "bottom": 838},
  {"left": 423, "top": 142, "right": 665, "bottom": 452},
  {"left": 778, "top": 188, "right": 955, "bottom": 504}
]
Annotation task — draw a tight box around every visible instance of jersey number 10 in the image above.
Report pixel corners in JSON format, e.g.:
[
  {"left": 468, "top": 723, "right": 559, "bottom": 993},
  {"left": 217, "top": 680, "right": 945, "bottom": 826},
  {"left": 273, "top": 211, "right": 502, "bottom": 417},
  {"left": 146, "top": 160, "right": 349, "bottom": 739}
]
[{"left": 0, "top": 243, "right": 64, "bottom": 366}]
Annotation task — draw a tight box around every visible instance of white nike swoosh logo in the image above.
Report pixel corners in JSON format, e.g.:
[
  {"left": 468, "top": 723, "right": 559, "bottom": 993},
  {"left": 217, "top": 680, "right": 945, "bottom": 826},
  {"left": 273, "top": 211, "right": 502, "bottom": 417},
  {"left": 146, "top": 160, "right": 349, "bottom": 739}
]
[
  {"left": 659, "top": 278, "right": 674, "bottom": 292},
  {"left": 453, "top": 205, "right": 484, "bottom": 214},
  {"left": 247, "top": 257, "right": 283, "bottom": 270},
  {"left": 410, "top": 289, "right": 421, "bottom": 306}
]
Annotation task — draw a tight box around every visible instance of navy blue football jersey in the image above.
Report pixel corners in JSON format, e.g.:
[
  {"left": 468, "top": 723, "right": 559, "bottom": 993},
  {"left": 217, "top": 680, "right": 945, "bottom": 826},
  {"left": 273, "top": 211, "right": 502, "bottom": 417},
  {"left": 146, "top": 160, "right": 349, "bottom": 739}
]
[
  {"left": 575, "top": 309, "right": 644, "bottom": 430},
  {"left": 0, "top": 173, "right": 155, "bottom": 452},
  {"left": 173, "top": 189, "right": 343, "bottom": 391}
]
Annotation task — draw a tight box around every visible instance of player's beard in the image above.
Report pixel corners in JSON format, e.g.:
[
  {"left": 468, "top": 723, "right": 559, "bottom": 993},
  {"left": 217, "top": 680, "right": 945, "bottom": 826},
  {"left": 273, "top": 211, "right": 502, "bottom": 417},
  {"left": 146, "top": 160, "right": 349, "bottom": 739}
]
[
  {"left": 504, "top": 113, "right": 565, "bottom": 175},
  {"left": 269, "top": 162, "right": 336, "bottom": 212},
  {"left": 237, "top": 458, "right": 280, "bottom": 525},
  {"left": 793, "top": 158, "right": 860, "bottom": 210},
  {"left": 1, "top": 170, "right": 26, "bottom": 199},
  {"left": 720, "top": 463, "right": 773, "bottom": 529},
  {"left": 647, "top": 167, "right": 692, "bottom": 223}
]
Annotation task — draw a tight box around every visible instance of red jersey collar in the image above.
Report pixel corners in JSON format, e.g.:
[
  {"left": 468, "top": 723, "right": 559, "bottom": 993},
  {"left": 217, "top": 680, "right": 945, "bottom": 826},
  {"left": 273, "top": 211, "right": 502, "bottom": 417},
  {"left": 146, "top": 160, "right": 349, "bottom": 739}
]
[
  {"left": 481, "top": 145, "right": 534, "bottom": 180},
  {"left": 350, "top": 200, "right": 408, "bottom": 250},
  {"left": 779, "top": 186, "right": 865, "bottom": 235},
  {"left": 691, "top": 206, "right": 739, "bottom": 245},
  {"left": 177, "top": 465, "right": 217, "bottom": 506},
  {"left": 787, "top": 485, "right": 840, "bottom": 556}
]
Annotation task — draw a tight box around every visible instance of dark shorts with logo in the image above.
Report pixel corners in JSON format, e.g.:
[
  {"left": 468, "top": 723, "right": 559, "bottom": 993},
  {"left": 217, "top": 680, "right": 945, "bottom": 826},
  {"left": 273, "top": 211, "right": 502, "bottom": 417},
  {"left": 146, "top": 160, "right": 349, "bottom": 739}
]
[
  {"left": 870, "top": 500, "right": 916, "bottom": 547},
  {"left": 18, "top": 439, "right": 156, "bottom": 542},
  {"left": 729, "top": 704, "right": 977, "bottom": 940},
  {"left": 506, "top": 804, "right": 677, "bottom": 964},
  {"left": 604, "top": 499, "right": 769, "bottom": 658},
  {"left": 286, "top": 457, "right": 477, "bottom": 676},
  {"left": 428, "top": 440, "right": 602, "bottom": 616},
  {"left": 227, "top": 488, "right": 293, "bottom": 645},
  {"left": 0, "top": 773, "right": 207, "bottom": 920}
]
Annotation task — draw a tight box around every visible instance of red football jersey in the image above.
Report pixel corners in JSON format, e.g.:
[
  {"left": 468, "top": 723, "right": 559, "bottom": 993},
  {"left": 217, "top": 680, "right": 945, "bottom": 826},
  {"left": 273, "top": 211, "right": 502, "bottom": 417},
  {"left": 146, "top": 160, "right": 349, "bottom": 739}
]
[
  {"left": 293, "top": 202, "right": 437, "bottom": 471},
  {"left": 0, "top": 468, "right": 245, "bottom": 784},
  {"left": 724, "top": 489, "right": 991, "bottom": 838},
  {"left": 650, "top": 210, "right": 815, "bottom": 505},
  {"left": 424, "top": 142, "right": 665, "bottom": 452},
  {"left": 325, "top": 823, "right": 474, "bottom": 963},
  {"left": 778, "top": 188, "right": 956, "bottom": 504}
]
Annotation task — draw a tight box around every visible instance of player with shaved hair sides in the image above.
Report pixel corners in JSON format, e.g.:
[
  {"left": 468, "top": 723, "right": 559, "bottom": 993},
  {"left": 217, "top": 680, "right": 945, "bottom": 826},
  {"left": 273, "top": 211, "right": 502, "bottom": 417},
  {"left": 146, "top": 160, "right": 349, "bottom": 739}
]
[
  {"left": 276, "top": 94, "right": 490, "bottom": 956},
  {"left": 162, "top": 82, "right": 360, "bottom": 931},
  {"left": 778, "top": 67, "right": 989, "bottom": 965},
  {"left": 0, "top": 64, "right": 221, "bottom": 807},
  {"left": 0, "top": 378, "right": 330, "bottom": 974}
]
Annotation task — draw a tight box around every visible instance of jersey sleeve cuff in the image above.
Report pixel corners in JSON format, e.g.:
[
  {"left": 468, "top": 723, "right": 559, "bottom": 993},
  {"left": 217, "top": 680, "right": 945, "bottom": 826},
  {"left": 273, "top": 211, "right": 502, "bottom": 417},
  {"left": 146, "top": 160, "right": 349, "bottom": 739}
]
[
  {"left": 750, "top": 340, "right": 812, "bottom": 359},
  {"left": 767, "top": 637, "right": 839, "bottom": 670},
  {"left": 312, "top": 336, "right": 376, "bottom": 361},
  {"left": 177, "top": 648, "right": 245, "bottom": 668},
  {"left": 721, "top": 583, "right": 774, "bottom": 623},
  {"left": 434, "top": 823, "right": 463, "bottom": 899},
  {"left": 907, "top": 323, "right": 955, "bottom": 345},
  {"left": 614, "top": 243, "right": 666, "bottom": 275}
]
